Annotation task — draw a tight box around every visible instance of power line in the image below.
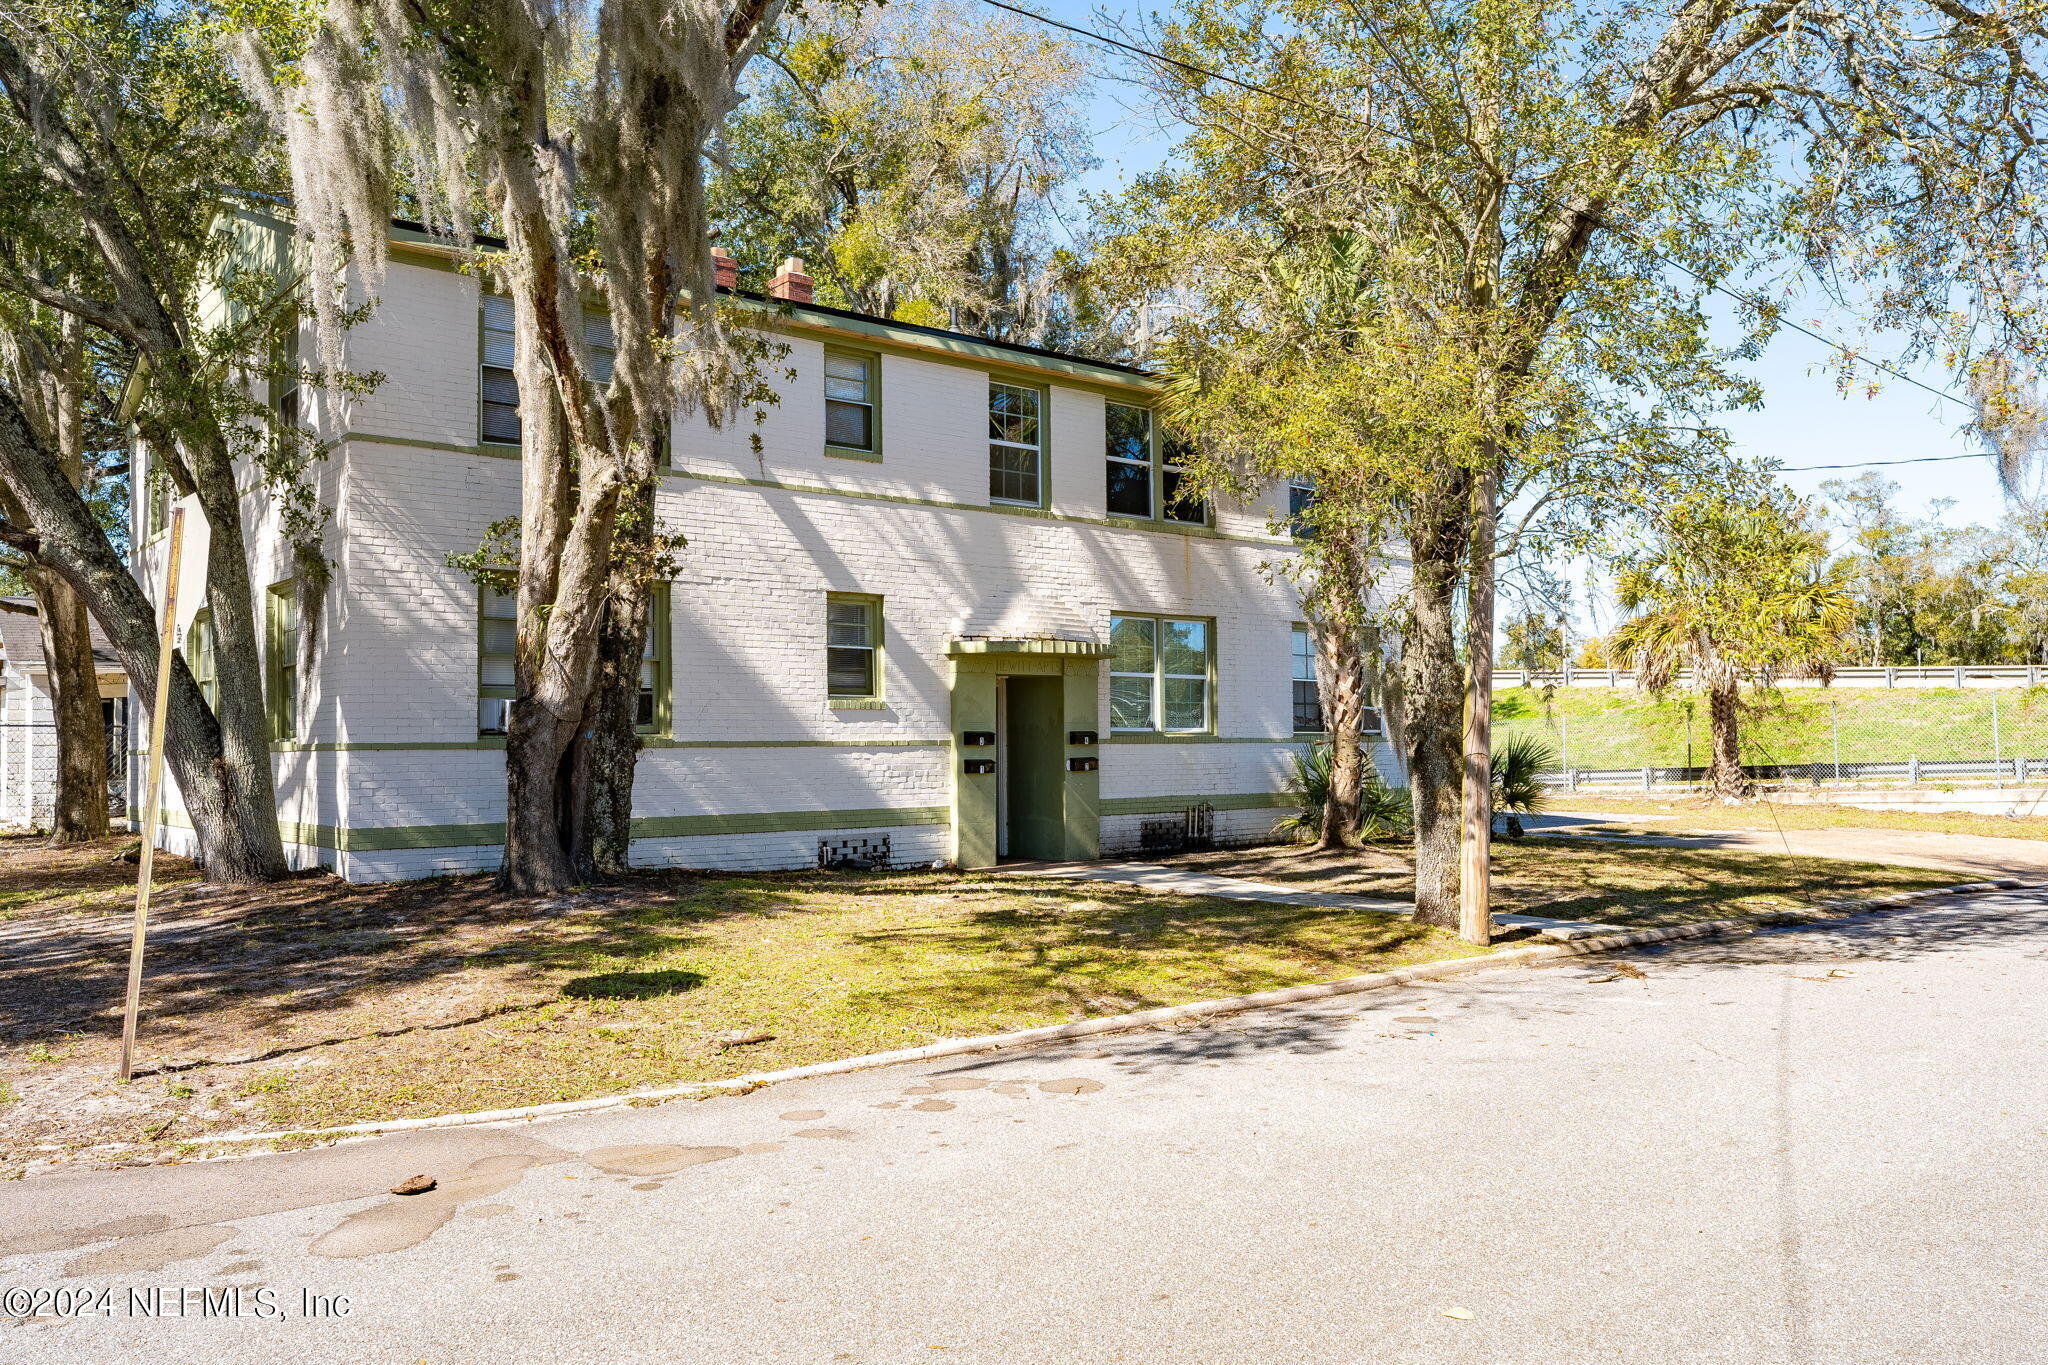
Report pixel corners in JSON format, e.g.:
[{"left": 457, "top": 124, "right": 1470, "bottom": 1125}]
[
  {"left": 982, "top": 0, "right": 1977, "bottom": 415},
  {"left": 1777, "top": 451, "right": 1991, "bottom": 472}
]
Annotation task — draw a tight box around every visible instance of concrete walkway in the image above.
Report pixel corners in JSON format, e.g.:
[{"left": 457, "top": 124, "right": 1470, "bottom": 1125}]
[
  {"left": 1528, "top": 813, "right": 2048, "bottom": 881},
  {"left": 999, "top": 859, "right": 1624, "bottom": 940},
  {"left": 6, "top": 888, "right": 2045, "bottom": 1363}
]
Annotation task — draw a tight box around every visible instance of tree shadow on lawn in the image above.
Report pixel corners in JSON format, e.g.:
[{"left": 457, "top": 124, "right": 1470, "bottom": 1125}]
[{"left": 835, "top": 890, "right": 1477, "bottom": 1023}]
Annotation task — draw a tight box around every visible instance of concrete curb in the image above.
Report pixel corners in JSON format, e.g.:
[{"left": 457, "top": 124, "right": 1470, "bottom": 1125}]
[{"left": 189, "top": 876, "right": 2043, "bottom": 1150}]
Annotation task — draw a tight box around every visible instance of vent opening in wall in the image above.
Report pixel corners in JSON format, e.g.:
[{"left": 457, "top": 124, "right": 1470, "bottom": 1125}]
[
  {"left": 1140, "top": 819, "right": 1182, "bottom": 852},
  {"left": 819, "top": 835, "right": 892, "bottom": 871}
]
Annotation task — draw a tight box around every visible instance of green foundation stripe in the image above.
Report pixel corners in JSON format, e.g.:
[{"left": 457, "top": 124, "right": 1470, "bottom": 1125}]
[
  {"left": 1099, "top": 792, "right": 1292, "bottom": 816},
  {"left": 157, "top": 795, "right": 1287, "bottom": 854}
]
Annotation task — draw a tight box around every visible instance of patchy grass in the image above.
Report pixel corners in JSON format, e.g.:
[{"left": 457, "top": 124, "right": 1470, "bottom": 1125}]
[
  {"left": 0, "top": 827, "right": 1959, "bottom": 1175},
  {"left": 0, "top": 832, "right": 199, "bottom": 921},
  {"left": 1543, "top": 793, "right": 2048, "bottom": 843},
  {"left": 1152, "top": 837, "right": 1959, "bottom": 929},
  {"left": 0, "top": 841, "right": 1485, "bottom": 1175}
]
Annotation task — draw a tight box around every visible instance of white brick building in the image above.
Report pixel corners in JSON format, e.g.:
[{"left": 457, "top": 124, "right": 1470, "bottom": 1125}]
[
  {"left": 134, "top": 217, "right": 1390, "bottom": 880},
  {"left": 0, "top": 598, "right": 129, "bottom": 830}
]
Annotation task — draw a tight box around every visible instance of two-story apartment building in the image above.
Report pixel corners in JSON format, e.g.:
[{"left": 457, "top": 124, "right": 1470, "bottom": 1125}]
[{"left": 134, "top": 216, "right": 1390, "bottom": 881}]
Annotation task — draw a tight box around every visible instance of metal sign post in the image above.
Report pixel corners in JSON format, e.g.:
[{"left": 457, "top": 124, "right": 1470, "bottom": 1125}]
[{"left": 119, "top": 505, "right": 184, "bottom": 1083}]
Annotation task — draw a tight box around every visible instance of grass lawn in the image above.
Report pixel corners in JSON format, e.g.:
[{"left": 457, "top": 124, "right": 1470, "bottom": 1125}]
[
  {"left": 0, "top": 829, "right": 1954, "bottom": 1176},
  {"left": 1494, "top": 683, "right": 2048, "bottom": 770},
  {"left": 1154, "top": 836, "right": 1960, "bottom": 928},
  {"left": 1542, "top": 793, "right": 2048, "bottom": 843}
]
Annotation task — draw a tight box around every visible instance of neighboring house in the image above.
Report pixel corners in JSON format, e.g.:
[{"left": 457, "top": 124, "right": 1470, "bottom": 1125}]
[
  {"left": 131, "top": 215, "right": 1394, "bottom": 881},
  {"left": 0, "top": 597, "right": 129, "bottom": 830}
]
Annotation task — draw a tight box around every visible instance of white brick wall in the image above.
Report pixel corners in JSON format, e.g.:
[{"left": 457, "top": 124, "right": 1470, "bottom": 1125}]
[{"left": 134, "top": 252, "right": 1346, "bottom": 878}]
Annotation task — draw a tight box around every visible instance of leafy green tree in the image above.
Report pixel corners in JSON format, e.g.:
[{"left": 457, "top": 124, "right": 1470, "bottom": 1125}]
[
  {"left": 235, "top": 0, "right": 787, "bottom": 890},
  {"left": 1096, "top": 0, "right": 2048, "bottom": 935},
  {"left": 711, "top": 0, "right": 1094, "bottom": 345},
  {"left": 1609, "top": 488, "right": 1853, "bottom": 799},
  {"left": 0, "top": 2, "right": 302, "bottom": 878},
  {"left": 1502, "top": 609, "right": 1566, "bottom": 675}
]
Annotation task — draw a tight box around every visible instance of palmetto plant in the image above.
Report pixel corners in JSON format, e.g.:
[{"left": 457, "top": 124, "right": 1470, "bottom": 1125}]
[
  {"left": 1609, "top": 489, "right": 1854, "bottom": 800},
  {"left": 1489, "top": 733, "right": 1555, "bottom": 838},
  {"left": 1275, "top": 742, "right": 1412, "bottom": 843}
]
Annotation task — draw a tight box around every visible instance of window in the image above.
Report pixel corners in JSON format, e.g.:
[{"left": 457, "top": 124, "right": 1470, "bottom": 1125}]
[
  {"left": 186, "top": 609, "right": 216, "bottom": 712},
  {"left": 480, "top": 295, "right": 616, "bottom": 445},
  {"left": 1109, "top": 613, "right": 1211, "bottom": 734},
  {"left": 1105, "top": 405, "right": 1208, "bottom": 525},
  {"left": 636, "top": 589, "right": 670, "bottom": 734},
  {"left": 1288, "top": 475, "right": 1316, "bottom": 526},
  {"left": 826, "top": 594, "right": 881, "bottom": 700},
  {"left": 266, "top": 583, "right": 299, "bottom": 741},
  {"left": 270, "top": 316, "right": 302, "bottom": 434},
  {"left": 824, "top": 349, "right": 877, "bottom": 454},
  {"left": 142, "top": 458, "right": 169, "bottom": 538},
  {"left": 478, "top": 586, "right": 517, "bottom": 734},
  {"left": 1292, "top": 625, "right": 1323, "bottom": 732},
  {"left": 1160, "top": 436, "right": 1209, "bottom": 525},
  {"left": 988, "top": 381, "right": 1043, "bottom": 505},
  {"left": 1105, "top": 403, "right": 1153, "bottom": 517}
]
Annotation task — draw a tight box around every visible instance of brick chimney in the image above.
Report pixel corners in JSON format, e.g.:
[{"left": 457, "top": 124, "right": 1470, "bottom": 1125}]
[
  {"left": 710, "top": 246, "right": 738, "bottom": 291},
  {"left": 767, "top": 256, "right": 813, "bottom": 305}
]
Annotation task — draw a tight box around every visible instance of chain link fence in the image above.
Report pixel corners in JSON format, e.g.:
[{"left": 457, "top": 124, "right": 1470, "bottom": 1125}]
[{"left": 1494, "top": 681, "right": 2048, "bottom": 789}]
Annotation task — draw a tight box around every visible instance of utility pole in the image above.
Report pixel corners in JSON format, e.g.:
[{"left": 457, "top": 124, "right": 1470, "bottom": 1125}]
[
  {"left": 1460, "top": 461, "right": 1498, "bottom": 946},
  {"left": 118, "top": 507, "right": 183, "bottom": 1083}
]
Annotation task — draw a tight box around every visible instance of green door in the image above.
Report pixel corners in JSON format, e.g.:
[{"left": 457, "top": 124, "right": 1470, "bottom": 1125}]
[{"left": 1004, "top": 675, "right": 1065, "bottom": 861}]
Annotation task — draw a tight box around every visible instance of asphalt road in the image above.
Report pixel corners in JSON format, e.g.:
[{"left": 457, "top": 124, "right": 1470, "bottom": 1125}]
[
  {"left": 1528, "top": 812, "right": 2048, "bottom": 881},
  {"left": 4, "top": 889, "right": 2046, "bottom": 1364}
]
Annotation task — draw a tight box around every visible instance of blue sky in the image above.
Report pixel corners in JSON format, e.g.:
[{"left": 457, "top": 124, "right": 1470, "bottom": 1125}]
[{"left": 1029, "top": 0, "right": 2017, "bottom": 539}]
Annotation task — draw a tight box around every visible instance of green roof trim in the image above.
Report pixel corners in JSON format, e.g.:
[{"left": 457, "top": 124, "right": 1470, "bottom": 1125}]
[{"left": 947, "top": 638, "right": 1114, "bottom": 659}]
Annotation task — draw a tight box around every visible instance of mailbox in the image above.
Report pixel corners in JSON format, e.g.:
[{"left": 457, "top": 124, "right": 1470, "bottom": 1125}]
[
  {"left": 962, "top": 731, "right": 996, "bottom": 747},
  {"left": 1067, "top": 730, "right": 1098, "bottom": 747},
  {"left": 1067, "top": 756, "right": 1099, "bottom": 773},
  {"left": 963, "top": 759, "right": 996, "bottom": 775}
]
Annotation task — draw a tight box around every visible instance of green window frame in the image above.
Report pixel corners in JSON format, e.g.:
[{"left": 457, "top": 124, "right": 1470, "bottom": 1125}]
[
  {"left": 186, "top": 609, "right": 217, "bottom": 713},
  {"left": 636, "top": 588, "right": 672, "bottom": 736},
  {"left": 824, "top": 348, "right": 880, "bottom": 459},
  {"left": 478, "top": 585, "right": 517, "bottom": 735},
  {"left": 269, "top": 312, "right": 302, "bottom": 437},
  {"left": 1104, "top": 403, "right": 1209, "bottom": 525},
  {"left": 1109, "top": 613, "right": 1214, "bottom": 734},
  {"left": 479, "top": 295, "right": 616, "bottom": 447},
  {"left": 826, "top": 593, "right": 883, "bottom": 703},
  {"left": 1105, "top": 402, "right": 1152, "bottom": 518},
  {"left": 1291, "top": 623, "right": 1323, "bottom": 733},
  {"left": 266, "top": 582, "right": 299, "bottom": 742},
  {"left": 988, "top": 380, "right": 1045, "bottom": 507},
  {"left": 479, "top": 586, "right": 668, "bottom": 735}
]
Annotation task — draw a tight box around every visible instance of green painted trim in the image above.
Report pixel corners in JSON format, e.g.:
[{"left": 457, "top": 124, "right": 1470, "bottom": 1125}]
[
  {"left": 947, "top": 638, "right": 1113, "bottom": 658},
  {"left": 1100, "top": 792, "right": 1291, "bottom": 816},
  {"left": 268, "top": 736, "right": 955, "bottom": 752},
  {"left": 662, "top": 463, "right": 1292, "bottom": 547},
  {"left": 334, "top": 431, "right": 1296, "bottom": 550},
  {"left": 632, "top": 804, "right": 947, "bottom": 840},
  {"left": 1103, "top": 734, "right": 1312, "bottom": 745},
  {"left": 824, "top": 445, "right": 883, "bottom": 464},
  {"left": 828, "top": 698, "right": 889, "bottom": 711}
]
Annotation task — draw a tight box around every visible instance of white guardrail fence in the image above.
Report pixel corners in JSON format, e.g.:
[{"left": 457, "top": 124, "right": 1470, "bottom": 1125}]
[
  {"left": 1542, "top": 757, "right": 2047, "bottom": 791},
  {"left": 1498, "top": 664, "right": 2048, "bottom": 690}
]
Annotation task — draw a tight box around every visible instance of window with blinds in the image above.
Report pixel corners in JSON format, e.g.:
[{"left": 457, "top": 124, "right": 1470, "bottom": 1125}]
[{"left": 479, "top": 296, "right": 616, "bottom": 446}]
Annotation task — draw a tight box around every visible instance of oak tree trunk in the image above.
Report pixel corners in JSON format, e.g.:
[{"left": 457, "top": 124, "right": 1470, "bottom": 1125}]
[
  {"left": 582, "top": 573, "right": 648, "bottom": 878},
  {"left": 0, "top": 387, "right": 288, "bottom": 881},
  {"left": 30, "top": 564, "right": 109, "bottom": 841}
]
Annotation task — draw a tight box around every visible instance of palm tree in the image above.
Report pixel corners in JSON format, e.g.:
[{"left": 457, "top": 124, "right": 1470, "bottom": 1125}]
[{"left": 1609, "top": 489, "right": 1853, "bottom": 800}]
